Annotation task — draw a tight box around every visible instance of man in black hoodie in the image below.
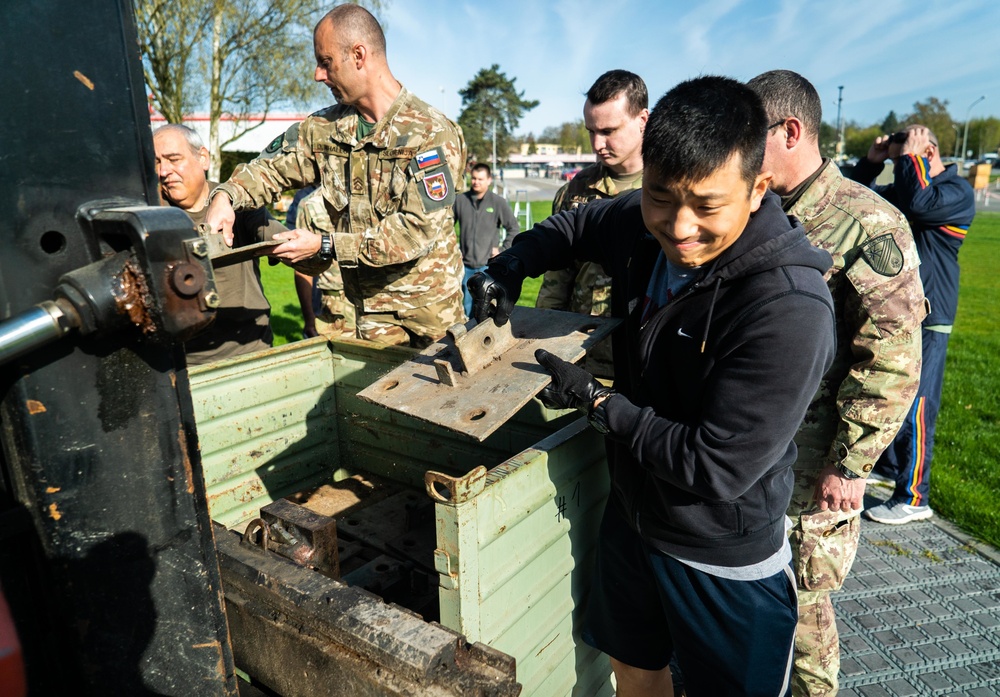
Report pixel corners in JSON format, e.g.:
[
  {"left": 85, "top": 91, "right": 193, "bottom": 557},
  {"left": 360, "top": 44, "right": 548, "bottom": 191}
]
[{"left": 470, "top": 76, "right": 836, "bottom": 696}]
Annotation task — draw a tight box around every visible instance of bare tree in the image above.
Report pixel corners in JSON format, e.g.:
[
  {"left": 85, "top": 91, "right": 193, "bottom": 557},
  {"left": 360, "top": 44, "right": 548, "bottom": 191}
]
[{"left": 135, "top": 0, "right": 386, "bottom": 180}]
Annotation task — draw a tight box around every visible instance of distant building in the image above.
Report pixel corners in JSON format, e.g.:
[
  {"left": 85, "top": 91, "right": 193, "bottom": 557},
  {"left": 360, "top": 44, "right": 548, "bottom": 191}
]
[
  {"left": 504, "top": 152, "right": 596, "bottom": 178},
  {"left": 149, "top": 111, "right": 309, "bottom": 155}
]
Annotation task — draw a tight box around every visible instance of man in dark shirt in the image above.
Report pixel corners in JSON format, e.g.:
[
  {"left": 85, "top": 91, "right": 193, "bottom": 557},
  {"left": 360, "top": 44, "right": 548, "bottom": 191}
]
[
  {"left": 453, "top": 163, "right": 519, "bottom": 317},
  {"left": 470, "top": 76, "right": 836, "bottom": 696},
  {"left": 851, "top": 125, "right": 976, "bottom": 524},
  {"left": 154, "top": 124, "right": 328, "bottom": 365}
]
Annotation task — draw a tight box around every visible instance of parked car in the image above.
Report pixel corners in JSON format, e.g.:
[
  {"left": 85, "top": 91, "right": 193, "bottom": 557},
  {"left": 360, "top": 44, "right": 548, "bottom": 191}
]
[{"left": 560, "top": 167, "right": 581, "bottom": 181}]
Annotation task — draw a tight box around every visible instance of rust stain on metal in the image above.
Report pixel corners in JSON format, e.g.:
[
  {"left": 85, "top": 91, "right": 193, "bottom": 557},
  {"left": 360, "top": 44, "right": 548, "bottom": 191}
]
[
  {"left": 48, "top": 503, "right": 62, "bottom": 521},
  {"left": 26, "top": 400, "right": 47, "bottom": 415},
  {"left": 177, "top": 427, "right": 195, "bottom": 494},
  {"left": 72, "top": 70, "right": 94, "bottom": 90},
  {"left": 116, "top": 261, "right": 157, "bottom": 335},
  {"left": 45, "top": 487, "right": 61, "bottom": 494},
  {"left": 192, "top": 640, "right": 227, "bottom": 676}
]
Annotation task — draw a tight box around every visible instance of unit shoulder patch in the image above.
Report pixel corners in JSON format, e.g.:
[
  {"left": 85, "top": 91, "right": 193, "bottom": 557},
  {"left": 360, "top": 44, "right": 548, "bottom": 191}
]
[
  {"left": 260, "top": 123, "right": 300, "bottom": 160},
  {"left": 860, "top": 233, "right": 903, "bottom": 277}
]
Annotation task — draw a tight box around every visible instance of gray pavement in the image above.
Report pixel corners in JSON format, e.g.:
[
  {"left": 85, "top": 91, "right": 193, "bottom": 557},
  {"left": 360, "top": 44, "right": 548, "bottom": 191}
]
[
  {"left": 497, "top": 176, "right": 564, "bottom": 202},
  {"left": 836, "top": 484, "right": 1000, "bottom": 695}
]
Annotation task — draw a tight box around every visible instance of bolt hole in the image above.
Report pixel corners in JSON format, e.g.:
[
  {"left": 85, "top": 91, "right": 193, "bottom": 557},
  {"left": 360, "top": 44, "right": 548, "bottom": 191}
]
[
  {"left": 482, "top": 335, "right": 493, "bottom": 347},
  {"left": 466, "top": 408, "right": 487, "bottom": 422},
  {"left": 382, "top": 379, "right": 400, "bottom": 391},
  {"left": 40, "top": 231, "right": 66, "bottom": 255},
  {"left": 581, "top": 323, "right": 598, "bottom": 333}
]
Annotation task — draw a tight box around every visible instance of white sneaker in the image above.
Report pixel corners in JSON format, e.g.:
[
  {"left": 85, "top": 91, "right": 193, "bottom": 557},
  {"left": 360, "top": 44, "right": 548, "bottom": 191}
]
[{"left": 863, "top": 499, "right": 933, "bottom": 525}]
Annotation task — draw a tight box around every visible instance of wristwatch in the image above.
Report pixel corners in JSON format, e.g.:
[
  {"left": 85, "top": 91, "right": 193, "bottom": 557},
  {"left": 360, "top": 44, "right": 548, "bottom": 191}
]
[
  {"left": 835, "top": 462, "right": 861, "bottom": 480},
  {"left": 587, "top": 392, "right": 616, "bottom": 435},
  {"left": 318, "top": 232, "right": 333, "bottom": 261}
]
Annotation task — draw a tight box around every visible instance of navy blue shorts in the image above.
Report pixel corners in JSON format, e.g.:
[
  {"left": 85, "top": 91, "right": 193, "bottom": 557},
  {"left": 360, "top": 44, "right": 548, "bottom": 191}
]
[{"left": 583, "top": 503, "right": 796, "bottom": 697}]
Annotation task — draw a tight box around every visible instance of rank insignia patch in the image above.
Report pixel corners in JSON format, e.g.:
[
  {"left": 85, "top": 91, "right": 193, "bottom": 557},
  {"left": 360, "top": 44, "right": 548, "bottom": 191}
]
[
  {"left": 415, "top": 148, "right": 442, "bottom": 169},
  {"left": 423, "top": 172, "right": 448, "bottom": 201}
]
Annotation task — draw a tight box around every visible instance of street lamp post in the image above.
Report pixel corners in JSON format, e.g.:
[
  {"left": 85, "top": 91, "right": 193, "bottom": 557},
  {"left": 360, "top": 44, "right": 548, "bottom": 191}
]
[
  {"left": 951, "top": 124, "right": 961, "bottom": 160},
  {"left": 960, "top": 96, "right": 985, "bottom": 175},
  {"left": 491, "top": 118, "right": 497, "bottom": 188},
  {"left": 835, "top": 86, "right": 844, "bottom": 163}
]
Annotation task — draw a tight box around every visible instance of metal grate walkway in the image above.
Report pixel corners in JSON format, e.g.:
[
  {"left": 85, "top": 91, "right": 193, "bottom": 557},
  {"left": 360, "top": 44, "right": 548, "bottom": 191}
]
[{"left": 835, "top": 487, "right": 1000, "bottom": 696}]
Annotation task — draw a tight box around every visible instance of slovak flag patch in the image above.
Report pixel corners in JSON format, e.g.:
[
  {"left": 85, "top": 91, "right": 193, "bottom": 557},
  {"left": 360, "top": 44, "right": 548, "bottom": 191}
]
[
  {"left": 423, "top": 172, "right": 448, "bottom": 201},
  {"left": 416, "top": 149, "right": 442, "bottom": 169}
]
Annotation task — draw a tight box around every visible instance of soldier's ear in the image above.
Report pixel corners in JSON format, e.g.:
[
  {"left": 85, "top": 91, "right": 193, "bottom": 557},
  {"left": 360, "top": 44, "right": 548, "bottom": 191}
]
[
  {"left": 352, "top": 42, "right": 367, "bottom": 69},
  {"left": 784, "top": 118, "right": 804, "bottom": 149}
]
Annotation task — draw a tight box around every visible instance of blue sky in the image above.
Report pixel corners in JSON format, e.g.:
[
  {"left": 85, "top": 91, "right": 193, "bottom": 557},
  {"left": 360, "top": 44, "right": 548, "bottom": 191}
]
[{"left": 372, "top": 0, "right": 1000, "bottom": 136}]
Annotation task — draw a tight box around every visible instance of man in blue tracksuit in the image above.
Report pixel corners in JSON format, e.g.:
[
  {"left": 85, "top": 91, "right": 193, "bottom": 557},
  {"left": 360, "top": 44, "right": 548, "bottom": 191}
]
[{"left": 851, "top": 125, "right": 976, "bottom": 524}]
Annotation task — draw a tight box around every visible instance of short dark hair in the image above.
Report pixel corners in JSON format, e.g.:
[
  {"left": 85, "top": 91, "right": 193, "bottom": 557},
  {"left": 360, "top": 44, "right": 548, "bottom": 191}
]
[
  {"left": 319, "top": 4, "right": 386, "bottom": 57},
  {"left": 586, "top": 70, "right": 647, "bottom": 117},
  {"left": 642, "top": 75, "right": 766, "bottom": 192},
  {"left": 471, "top": 162, "right": 492, "bottom": 177},
  {"left": 746, "top": 70, "right": 822, "bottom": 139}
]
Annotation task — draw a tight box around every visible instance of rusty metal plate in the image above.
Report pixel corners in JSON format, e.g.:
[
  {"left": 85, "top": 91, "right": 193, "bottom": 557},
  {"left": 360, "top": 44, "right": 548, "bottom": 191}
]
[
  {"left": 204, "top": 233, "right": 281, "bottom": 268},
  {"left": 357, "top": 306, "right": 619, "bottom": 441}
]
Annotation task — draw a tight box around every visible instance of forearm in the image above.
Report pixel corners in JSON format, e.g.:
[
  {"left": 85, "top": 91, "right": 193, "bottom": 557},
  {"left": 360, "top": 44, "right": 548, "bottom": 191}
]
[
  {"left": 294, "top": 272, "right": 317, "bottom": 325},
  {"left": 831, "top": 319, "right": 922, "bottom": 476},
  {"left": 333, "top": 204, "right": 453, "bottom": 268},
  {"left": 605, "top": 299, "right": 835, "bottom": 500},
  {"left": 849, "top": 157, "right": 884, "bottom": 188}
]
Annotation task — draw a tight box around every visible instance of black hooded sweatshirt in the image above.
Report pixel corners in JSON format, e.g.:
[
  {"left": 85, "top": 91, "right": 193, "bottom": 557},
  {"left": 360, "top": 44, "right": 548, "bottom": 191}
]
[{"left": 500, "top": 189, "right": 836, "bottom": 567}]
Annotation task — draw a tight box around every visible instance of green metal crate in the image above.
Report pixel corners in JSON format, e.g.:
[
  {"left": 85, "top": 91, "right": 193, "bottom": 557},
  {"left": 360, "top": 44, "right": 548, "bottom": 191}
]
[{"left": 189, "top": 337, "right": 613, "bottom": 695}]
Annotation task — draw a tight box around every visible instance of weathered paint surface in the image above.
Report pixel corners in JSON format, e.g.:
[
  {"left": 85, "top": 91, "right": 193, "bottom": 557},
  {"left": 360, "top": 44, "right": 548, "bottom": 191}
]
[{"left": 190, "top": 336, "right": 613, "bottom": 695}]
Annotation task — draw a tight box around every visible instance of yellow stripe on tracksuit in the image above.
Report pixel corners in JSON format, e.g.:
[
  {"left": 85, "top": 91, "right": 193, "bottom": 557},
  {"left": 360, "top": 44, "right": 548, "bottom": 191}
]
[{"left": 905, "top": 397, "right": 928, "bottom": 504}]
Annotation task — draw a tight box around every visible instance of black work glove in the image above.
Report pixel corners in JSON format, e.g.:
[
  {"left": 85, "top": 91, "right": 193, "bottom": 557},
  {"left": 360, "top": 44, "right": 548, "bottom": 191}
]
[
  {"left": 534, "top": 348, "right": 612, "bottom": 411},
  {"left": 468, "top": 255, "right": 526, "bottom": 326}
]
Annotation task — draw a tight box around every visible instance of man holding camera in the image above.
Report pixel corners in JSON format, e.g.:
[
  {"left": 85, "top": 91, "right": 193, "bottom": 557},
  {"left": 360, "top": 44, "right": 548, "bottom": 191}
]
[{"left": 851, "top": 125, "right": 975, "bottom": 524}]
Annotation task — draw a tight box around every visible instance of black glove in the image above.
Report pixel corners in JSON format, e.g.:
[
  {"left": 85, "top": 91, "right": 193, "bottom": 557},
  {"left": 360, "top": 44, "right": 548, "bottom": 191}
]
[
  {"left": 534, "top": 348, "right": 612, "bottom": 411},
  {"left": 468, "top": 255, "right": 525, "bottom": 326}
]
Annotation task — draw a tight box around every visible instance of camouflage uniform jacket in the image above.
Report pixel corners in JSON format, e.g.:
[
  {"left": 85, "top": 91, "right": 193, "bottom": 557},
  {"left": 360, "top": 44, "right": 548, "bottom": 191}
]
[
  {"left": 790, "top": 160, "right": 926, "bottom": 478},
  {"left": 216, "top": 86, "right": 466, "bottom": 313},
  {"left": 535, "top": 162, "right": 643, "bottom": 316}
]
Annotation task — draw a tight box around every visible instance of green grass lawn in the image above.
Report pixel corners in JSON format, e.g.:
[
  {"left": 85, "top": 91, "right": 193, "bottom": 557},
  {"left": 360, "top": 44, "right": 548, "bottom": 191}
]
[
  {"left": 260, "top": 208, "right": 1000, "bottom": 546},
  {"left": 931, "top": 210, "right": 1000, "bottom": 546}
]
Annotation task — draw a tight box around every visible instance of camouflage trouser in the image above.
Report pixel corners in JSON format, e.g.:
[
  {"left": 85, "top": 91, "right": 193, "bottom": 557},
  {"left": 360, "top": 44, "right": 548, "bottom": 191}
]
[
  {"left": 316, "top": 289, "right": 357, "bottom": 338},
  {"left": 788, "top": 464, "right": 862, "bottom": 697},
  {"left": 354, "top": 290, "right": 466, "bottom": 349}
]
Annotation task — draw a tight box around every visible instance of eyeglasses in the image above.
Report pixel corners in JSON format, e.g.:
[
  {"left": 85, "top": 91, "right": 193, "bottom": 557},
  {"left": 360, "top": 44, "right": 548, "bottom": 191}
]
[{"left": 767, "top": 119, "right": 786, "bottom": 131}]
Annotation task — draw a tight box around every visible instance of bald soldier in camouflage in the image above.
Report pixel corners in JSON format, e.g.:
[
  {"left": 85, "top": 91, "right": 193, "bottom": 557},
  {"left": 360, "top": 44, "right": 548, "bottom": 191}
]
[
  {"left": 205, "top": 4, "right": 466, "bottom": 348},
  {"left": 535, "top": 70, "right": 647, "bottom": 377},
  {"left": 749, "top": 71, "right": 926, "bottom": 697}
]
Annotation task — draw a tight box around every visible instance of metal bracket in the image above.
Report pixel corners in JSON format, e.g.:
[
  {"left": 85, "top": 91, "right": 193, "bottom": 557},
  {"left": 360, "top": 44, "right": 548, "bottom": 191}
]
[
  {"left": 240, "top": 499, "right": 340, "bottom": 580},
  {"left": 433, "top": 320, "right": 517, "bottom": 386},
  {"left": 424, "top": 466, "right": 488, "bottom": 505}
]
